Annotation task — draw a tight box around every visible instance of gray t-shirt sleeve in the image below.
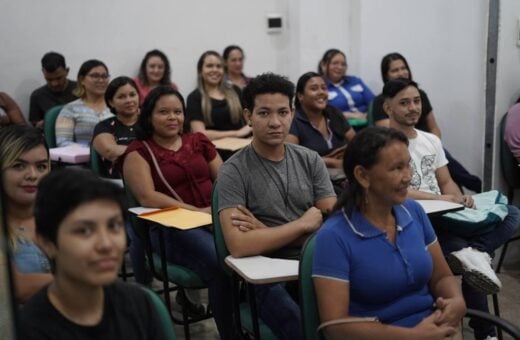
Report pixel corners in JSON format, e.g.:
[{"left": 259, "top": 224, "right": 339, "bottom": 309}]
[
  {"left": 218, "top": 161, "right": 246, "bottom": 212},
  {"left": 310, "top": 151, "right": 336, "bottom": 201}
]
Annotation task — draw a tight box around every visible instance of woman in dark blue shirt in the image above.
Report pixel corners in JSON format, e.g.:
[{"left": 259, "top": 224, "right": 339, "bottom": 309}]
[{"left": 287, "top": 72, "right": 355, "bottom": 168}]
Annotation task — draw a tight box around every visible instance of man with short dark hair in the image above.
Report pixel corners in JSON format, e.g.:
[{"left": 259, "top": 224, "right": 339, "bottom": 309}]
[
  {"left": 218, "top": 73, "right": 336, "bottom": 338},
  {"left": 29, "top": 52, "right": 77, "bottom": 128}
]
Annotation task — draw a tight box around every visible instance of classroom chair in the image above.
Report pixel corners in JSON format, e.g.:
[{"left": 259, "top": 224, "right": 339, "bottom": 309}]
[
  {"left": 43, "top": 105, "right": 63, "bottom": 148},
  {"left": 211, "top": 182, "right": 277, "bottom": 340},
  {"left": 142, "top": 287, "right": 177, "bottom": 339},
  {"left": 497, "top": 113, "right": 520, "bottom": 273},
  {"left": 125, "top": 184, "right": 212, "bottom": 340},
  {"left": 298, "top": 234, "right": 520, "bottom": 340}
]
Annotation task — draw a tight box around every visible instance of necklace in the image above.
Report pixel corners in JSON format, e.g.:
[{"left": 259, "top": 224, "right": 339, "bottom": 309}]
[{"left": 251, "top": 145, "right": 290, "bottom": 211}]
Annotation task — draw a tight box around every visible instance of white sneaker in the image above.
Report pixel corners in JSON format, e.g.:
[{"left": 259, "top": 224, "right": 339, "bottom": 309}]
[
  {"left": 483, "top": 336, "right": 498, "bottom": 340},
  {"left": 448, "top": 247, "right": 502, "bottom": 294}
]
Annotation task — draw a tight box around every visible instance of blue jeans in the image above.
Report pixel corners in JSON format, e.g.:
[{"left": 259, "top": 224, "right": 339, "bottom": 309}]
[
  {"left": 125, "top": 221, "right": 148, "bottom": 284},
  {"left": 436, "top": 205, "right": 520, "bottom": 339},
  {"left": 149, "top": 225, "right": 234, "bottom": 340},
  {"left": 254, "top": 283, "right": 302, "bottom": 339}
]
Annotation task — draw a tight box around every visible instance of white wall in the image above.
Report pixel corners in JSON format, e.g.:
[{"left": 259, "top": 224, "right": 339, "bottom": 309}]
[
  {"left": 0, "top": 0, "right": 290, "bottom": 115},
  {"left": 356, "top": 0, "right": 488, "bottom": 181}
]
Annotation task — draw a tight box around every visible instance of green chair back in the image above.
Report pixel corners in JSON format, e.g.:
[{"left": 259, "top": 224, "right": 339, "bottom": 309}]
[
  {"left": 142, "top": 287, "right": 177, "bottom": 339},
  {"left": 499, "top": 113, "right": 520, "bottom": 202},
  {"left": 210, "top": 182, "right": 232, "bottom": 276},
  {"left": 90, "top": 147, "right": 101, "bottom": 176},
  {"left": 43, "top": 105, "right": 63, "bottom": 148},
  {"left": 299, "top": 233, "right": 324, "bottom": 340}
]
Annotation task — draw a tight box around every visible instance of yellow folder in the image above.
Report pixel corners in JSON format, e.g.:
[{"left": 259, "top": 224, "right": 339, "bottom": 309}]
[{"left": 138, "top": 206, "right": 212, "bottom": 230}]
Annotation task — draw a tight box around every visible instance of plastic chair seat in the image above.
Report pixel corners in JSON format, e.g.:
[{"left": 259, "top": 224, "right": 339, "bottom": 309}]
[{"left": 151, "top": 253, "right": 206, "bottom": 288}]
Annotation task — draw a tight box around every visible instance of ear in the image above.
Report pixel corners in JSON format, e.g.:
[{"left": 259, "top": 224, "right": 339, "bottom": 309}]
[
  {"left": 383, "top": 99, "right": 392, "bottom": 117},
  {"left": 353, "top": 165, "right": 370, "bottom": 190},
  {"left": 296, "top": 92, "right": 304, "bottom": 104},
  {"left": 37, "top": 234, "right": 58, "bottom": 260},
  {"left": 243, "top": 108, "right": 252, "bottom": 126}
]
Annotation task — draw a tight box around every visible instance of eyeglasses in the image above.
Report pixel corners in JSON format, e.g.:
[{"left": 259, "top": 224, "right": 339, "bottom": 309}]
[{"left": 86, "top": 73, "right": 110, "bottom": 81}]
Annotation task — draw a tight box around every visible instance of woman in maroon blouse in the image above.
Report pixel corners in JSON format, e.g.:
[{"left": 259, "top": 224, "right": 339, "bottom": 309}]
[{"left": 121, "top": 86, "right": 233, "bottom": 339}]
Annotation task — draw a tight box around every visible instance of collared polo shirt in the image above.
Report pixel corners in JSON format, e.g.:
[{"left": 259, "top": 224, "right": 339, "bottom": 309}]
[
  {"left": 313, "top": 199, "right": 437, "bottom": 327},
  {"left": 289, "top": 105, "right": 350, "bottom": 156}
]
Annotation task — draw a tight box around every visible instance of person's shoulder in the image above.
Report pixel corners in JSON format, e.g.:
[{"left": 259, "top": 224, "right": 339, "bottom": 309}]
[
  {"left": 30, "top": 84, "right": 49, "bottom": 97},
  {"left": 400, "top": 199, "right": 424, "bottom": 215},
  {"left": 508, "top": 102, "right": 520, "bottom": 116},
  {"left": 19, "top": 286, "right": 50, "bottom": 320},
  {"left": 416, "top": 129, "right": 442, "bottom": 146},
  {"left": 108, "top": 281, "right": 146, "bottom": 298},
  {"left": 345, "top": 75, "right": 364, "bottom": 84},
  {"left": 187, "top": 88, "right": 201, "bottom": 99},
  {"left": 62, "top": 98, "right": 83, "bottom": 108},
  {"left": 223, "top": 145, "right": 250, "bottom": 165},
  {"left": 184, "top": 131, "right": 213, "bottom": 147},
  {"left": 105, "top": 282, "right": 154, "bottom": 311},
  {"left": 286, "top": 142, "right": 320, "bottom": 159},
  {"left": 317, "top": 210, "right": 353, "bottom": 241}
]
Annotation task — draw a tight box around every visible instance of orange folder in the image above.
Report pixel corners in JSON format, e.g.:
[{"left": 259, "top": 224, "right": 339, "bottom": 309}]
[{"left": 138, "top": 206, "right": 212, "bottom": 230}]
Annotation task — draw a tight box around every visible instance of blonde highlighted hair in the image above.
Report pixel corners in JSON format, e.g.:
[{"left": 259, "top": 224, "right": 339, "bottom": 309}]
[
  {"left": 0, "top": 126, "right": 49, "bottom": 250},
  {"left": 196, "top": 51, "right": 242, "bottom": 127}
]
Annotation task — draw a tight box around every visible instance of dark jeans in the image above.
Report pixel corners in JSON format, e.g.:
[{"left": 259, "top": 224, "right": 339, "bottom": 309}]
[
  {"left": 125, "top": 221, "right": 148, "bottom": 284},
  {"left": 254, "top": 283, "right": 302, "bottom": 339},
  {"left": 149, "top": 226, "right": 234, "bottom": 339},
  {"left": 436, "top": 205, "right": 520, "bottom": 339}
]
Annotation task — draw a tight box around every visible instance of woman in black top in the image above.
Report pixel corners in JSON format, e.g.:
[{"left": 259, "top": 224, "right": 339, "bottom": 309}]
[
  {"left": 186, "top": 50, "right": 250, "bottom": 141},
  {"left": 92, "top": 76, "right": 139, "bottom": 178}
]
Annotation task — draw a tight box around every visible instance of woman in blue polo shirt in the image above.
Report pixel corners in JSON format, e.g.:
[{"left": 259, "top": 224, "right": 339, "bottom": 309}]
[
  {"left": 319, "top": 49, "right": 375, "bottom": 130},
  {"left": 313, "top": 127, "right": 465, "bottom": 338},
  {"left": 287, "top": 72, "right": 355, "bottom": 168}
]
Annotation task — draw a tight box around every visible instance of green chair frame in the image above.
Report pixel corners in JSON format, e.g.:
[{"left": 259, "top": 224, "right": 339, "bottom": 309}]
[
  {"left": 125, "top": 184, "right": 212, "bottom": 340},
  {"left": 497, "top": 113, "right": 520, "bottom": 273},
  {"left": 211, "top": 182, "right": 277, "bottom": 339},
  {"left": 142, "top": 287, "right": 177, "bottom": 339},
  {"left": 298, "top": 234, "right": 324, "bottom": 340},
  {"left": 89, "top": 146, "right": 101, "bottom": 176},
  {"left": 43, "top": 105, "right": 63, "bottom": 148},
  {"left": 299, "top": 234, "right": 520, "bottom": 340}
]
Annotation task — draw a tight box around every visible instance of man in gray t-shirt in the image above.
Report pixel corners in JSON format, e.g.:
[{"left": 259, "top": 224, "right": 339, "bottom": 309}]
[{"left": 217, "top": 73, "right": 336, "bottom": 339}]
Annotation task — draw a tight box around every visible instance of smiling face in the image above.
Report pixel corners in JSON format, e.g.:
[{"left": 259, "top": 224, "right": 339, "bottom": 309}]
[
  {"left": 41, "top": 199, "right": 126, "bottom": 287},
  {"left": 145, "top": 56, "right": 166, "bottom": 85},
  {"left": 386, "top": 59, "right": 410, "bottom": 81},
  {"left": 150, "top": 94, "right": 184, "bottom": 139},
  {"left": 358, "top": 141, "right": 412, "bottom": 207},
  {"left": 201, "top": 54, "right": 224, "bottom": 87},
  {"left": 2, "top": 145, "right": 49, "bottom": 207},
  {"left": 245, "top": 92, "right": 294, "bottom": 148},
  {"left": 81, "top": 65, "right": 109, "bottom": 97},
  {"left": 384, "top": 85, "right": 422, "bottom": 129},
  {"left": 326, "top": 52, "right": 347, "bottom": 83},
  {"left": 297, "top": 76, "right": 328, "bottom": 112},
  {"left": 108, "top": 83, "right": 139, "bottom": 117}
]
